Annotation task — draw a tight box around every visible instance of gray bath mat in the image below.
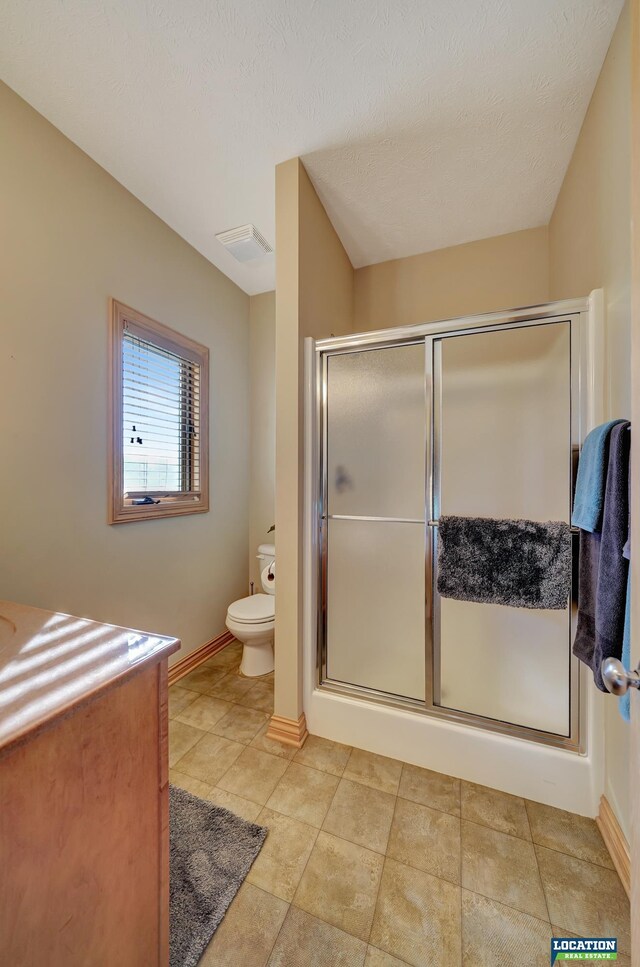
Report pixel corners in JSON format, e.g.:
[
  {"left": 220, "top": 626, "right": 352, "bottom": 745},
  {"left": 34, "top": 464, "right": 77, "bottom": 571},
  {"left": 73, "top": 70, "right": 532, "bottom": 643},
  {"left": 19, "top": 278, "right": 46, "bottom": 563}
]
[
  {"left": 170, "top": 784, "right": 267, "bottom": 967},
  {"left": 437, "top": 515, "right": 572, "bottom": 610}
]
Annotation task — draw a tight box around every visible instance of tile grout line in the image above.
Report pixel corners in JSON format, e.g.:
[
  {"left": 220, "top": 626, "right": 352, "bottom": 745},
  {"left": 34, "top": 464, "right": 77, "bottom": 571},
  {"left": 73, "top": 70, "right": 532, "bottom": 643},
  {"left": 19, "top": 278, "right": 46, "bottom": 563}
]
[
  {"left": 298, "top": 818, "right": 554, "bottom": 932},
  {"left": 526, "top": 798, "right": 566, "bottom": 928},
  {"left": 213, "top": 743, "right": 292, "bottom": 806},
  {"left": 258, "top": 883, "right": 292, "bottom": 967},
  {"left": 459, "top": 790, "right": 464, "bottom": 964},
  {"left": 530, "top": 840, "right": 619, "bottom": 874},
  {"left": 284, "top": 773, "right": 346, "bottom": 941},
  {"left": 174, "top": 701, "right": 243, "bottom": 734},
  {"left": 204, "top": 731, "right": 264, "bottom": 791},
  {"left": 252, "top": 799, "right": 321, "bottom": 903},
  {"left": 457, "top": 813, "right": 617, "bottom": 872},
  {"left": 458, "top": 883, "right": 553, "bottom": 929},
  {"left": 461, "top": 814, "right": 531, "bottom": 841},
  {"left": 213, "top": 879, "right": 291, "bottom": 966},
  {"left": 273, "top": 902, "right": 370, "bottom": 964},
  {"left": 462, "top": 884, "right": 557, "bottom": 932},
  {"left": 464, "top": 804, "right": 551, "bottom": 926},
  {"left": 278, "top": 753, "right": 375, "bottom": 951},
  {"left": 365, "top": 776, "right": 401, "bottom": 952}
]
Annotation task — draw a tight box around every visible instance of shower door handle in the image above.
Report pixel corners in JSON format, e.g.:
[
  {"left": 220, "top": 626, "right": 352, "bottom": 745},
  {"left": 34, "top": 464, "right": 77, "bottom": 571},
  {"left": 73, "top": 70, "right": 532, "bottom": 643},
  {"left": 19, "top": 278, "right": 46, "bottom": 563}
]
[{"left": 601, "top": 657, "right": 640, "bottom": 695}]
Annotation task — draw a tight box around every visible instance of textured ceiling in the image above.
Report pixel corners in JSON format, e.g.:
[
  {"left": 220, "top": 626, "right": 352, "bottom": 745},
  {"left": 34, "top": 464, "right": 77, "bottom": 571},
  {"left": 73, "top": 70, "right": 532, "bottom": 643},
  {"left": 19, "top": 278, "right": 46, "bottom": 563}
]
[{"left": 0, "top": 0, "right": 624, "bottom": 294}]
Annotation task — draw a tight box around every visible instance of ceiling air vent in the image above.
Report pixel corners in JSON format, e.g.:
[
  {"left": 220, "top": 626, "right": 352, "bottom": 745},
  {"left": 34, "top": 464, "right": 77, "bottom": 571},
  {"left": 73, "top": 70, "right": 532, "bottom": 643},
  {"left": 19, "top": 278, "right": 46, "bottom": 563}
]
[{"left": 215, "top": 224, "right": 273, "bottom": 262}]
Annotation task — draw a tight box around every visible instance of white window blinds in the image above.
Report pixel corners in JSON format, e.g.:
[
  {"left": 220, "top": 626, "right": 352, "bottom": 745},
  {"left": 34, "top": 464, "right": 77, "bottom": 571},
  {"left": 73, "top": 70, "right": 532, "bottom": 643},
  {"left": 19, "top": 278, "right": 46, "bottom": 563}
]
[{"left": 122, "top": 330, "right": 201, "bottom": 496}]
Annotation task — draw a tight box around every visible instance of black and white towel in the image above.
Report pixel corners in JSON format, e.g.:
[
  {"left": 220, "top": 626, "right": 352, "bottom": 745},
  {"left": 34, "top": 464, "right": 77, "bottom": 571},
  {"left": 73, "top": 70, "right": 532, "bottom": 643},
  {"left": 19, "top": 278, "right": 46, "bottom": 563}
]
[{"left": 437, "top": 515, "right": 572, "bottom": 610}]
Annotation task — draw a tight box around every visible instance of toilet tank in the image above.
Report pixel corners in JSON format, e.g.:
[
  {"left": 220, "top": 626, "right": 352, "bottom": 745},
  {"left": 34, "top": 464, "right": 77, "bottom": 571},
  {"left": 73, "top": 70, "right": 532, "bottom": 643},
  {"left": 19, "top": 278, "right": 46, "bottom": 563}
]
[
  {"left": 258, "top": 543, "right": 275, "bottom": 595},
  {"left": 257, "top": 543, "right": 275, "bottom": 564}
]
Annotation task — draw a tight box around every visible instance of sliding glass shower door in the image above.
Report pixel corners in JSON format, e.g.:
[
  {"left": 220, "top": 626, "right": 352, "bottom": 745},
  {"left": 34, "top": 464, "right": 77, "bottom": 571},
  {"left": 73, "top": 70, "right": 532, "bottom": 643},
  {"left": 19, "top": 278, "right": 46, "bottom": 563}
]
[
  {"left": 432, "top": 322, "right": 573, "bottom": 736},
  {"left": 318, "top": 310, "right": 579, "bottom": 746},
  {"left": 324, "top": 344, "right": 426, "bottom": 700}
]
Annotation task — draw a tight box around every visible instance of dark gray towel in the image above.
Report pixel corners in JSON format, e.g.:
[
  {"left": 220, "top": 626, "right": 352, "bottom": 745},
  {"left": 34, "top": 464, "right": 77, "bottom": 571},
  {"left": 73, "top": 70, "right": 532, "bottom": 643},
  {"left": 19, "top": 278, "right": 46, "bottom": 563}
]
[
  {"left": 592, "top": 421, "right": 630, "bottom": 690},
  {"left": 437, "top": 516, "right": 572, "bottom": 610},
  {"left": 623, "top": 455, "right": 631, "bottom": 561},
  {"left": 572, "top": 421, "right": 613, "bottom": 674},
  {"left": 572, "top": 530, "right": 601, "bottom": 667}
]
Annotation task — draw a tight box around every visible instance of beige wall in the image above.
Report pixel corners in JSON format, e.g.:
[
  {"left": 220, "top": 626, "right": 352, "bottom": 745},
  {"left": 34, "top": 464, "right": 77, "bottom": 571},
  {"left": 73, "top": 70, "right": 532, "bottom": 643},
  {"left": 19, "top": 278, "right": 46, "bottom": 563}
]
[
  {"left": 630, "top": 0, "right": 639, "bottom": 924},
  {"left": 0, "top": 81, "right": 250, "bottom": 664},
  {"left": 354, "top": 227, "right": 549, "bottom": 331},
  {"left": 249, "top": 291, "right": 276, "bottom": 587},
  {"left": 299, "top": 165, "right": 355, "bottom": 338},
  {"left": 274, "top": 158, "right": 354, "bottom": 722},
  {"left": 550, "top": 6, "right": 631, "bottom": 424},
  {"left": 274, "top": 158, "right": 303, "bottom": 721},
  {"left": 549, "top": 2, "right": 632, "bottom": 841}
]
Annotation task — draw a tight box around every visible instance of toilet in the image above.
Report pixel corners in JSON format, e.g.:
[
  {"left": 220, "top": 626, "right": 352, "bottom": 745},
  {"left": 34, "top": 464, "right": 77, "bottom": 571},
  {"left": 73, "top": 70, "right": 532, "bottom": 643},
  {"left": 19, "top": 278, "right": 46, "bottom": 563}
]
[{"left": 225, "top": 543, "right": 275, "bottom": 677}]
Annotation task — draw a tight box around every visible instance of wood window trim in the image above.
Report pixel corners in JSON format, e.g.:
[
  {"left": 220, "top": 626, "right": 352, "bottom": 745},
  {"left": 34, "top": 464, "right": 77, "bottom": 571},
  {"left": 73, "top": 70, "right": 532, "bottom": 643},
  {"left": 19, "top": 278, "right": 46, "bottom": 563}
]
[{"left": 108, "top": 299, "right": 209, "bottom": 524}]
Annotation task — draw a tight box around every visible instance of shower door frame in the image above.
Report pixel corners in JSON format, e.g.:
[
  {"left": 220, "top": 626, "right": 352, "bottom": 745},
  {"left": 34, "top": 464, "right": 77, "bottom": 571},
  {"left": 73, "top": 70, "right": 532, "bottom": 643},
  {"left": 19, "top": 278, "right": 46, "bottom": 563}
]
[{"left": 313, "top": 297, "right": 595, "bottom": 752}]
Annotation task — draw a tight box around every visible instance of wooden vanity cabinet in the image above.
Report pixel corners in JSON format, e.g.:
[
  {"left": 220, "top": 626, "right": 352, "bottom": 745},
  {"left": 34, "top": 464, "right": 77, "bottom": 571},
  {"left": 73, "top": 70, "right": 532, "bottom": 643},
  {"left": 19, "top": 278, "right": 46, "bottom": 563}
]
[{"left": 0, "top": 601, "right": 179, "bottom": 967}]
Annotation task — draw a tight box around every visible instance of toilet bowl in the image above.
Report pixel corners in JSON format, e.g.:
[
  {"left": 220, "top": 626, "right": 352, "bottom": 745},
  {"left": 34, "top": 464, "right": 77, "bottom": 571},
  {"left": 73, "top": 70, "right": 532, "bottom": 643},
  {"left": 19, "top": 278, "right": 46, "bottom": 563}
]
[{"left": 226, "top": 544, "right": 275, "bottom": 677}]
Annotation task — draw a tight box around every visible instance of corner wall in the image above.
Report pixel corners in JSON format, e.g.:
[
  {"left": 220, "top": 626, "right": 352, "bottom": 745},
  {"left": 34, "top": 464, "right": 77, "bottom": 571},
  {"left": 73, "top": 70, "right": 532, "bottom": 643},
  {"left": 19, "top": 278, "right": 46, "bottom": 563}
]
[
  {"left": 273, "top": 158, "right": 354, "bottom": 727},
  {"left": 0, "top": 81, "right": 251, "bottom": 664},
  {"left": 249, "top": 291, "right": 276, "bottom": 587},
  {"left": 549, "top": 1, "right": 632, "bottom": 841}
]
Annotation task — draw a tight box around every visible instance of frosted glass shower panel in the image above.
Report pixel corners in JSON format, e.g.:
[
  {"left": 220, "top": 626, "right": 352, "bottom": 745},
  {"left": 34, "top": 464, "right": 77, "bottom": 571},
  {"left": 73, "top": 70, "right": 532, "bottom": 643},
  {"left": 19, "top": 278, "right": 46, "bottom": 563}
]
[
  {"left": 327, "top": 345, "right": 426, "bottom": 519},
  {"left": 436, "top": 322, "right": 572, "bottom": 734},
  {"left": 438, "top": 324, "right": 571, "bottom": 521},
  {"left": 326, "top": 518, "right": 426, "bottom": 700},
  {"left": 324, "top": 342, "right": 426, "bottom": 700}
]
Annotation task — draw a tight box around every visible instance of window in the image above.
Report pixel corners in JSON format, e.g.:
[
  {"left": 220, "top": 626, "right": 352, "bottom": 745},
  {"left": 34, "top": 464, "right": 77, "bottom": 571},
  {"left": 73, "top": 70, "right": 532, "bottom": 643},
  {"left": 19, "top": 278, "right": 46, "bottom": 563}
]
[{"left": 109, "top": 300, "right": 209, "bottom": 523}]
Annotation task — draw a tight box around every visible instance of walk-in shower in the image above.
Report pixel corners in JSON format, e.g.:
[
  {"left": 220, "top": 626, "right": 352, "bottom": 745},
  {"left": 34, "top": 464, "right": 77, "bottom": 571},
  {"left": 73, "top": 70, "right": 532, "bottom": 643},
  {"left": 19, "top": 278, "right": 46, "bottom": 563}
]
[{"left": 305, "top": 298, "right": 604, "bottom": 803}]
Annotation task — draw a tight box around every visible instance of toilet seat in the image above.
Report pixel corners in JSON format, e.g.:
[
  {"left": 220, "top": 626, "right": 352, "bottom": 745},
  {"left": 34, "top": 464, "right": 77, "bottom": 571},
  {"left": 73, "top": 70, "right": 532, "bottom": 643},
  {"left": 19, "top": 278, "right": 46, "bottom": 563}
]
[{"left": 227, "top": 593, "right": 274, "bottom": 624}]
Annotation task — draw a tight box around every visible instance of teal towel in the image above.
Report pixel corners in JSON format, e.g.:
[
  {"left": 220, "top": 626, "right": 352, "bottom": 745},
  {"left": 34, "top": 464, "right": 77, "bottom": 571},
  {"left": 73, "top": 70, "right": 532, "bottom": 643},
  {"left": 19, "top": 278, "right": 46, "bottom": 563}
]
[
  {"left": 572, "top": 420, "right": 626, "bottom": 532},
  {"left": 619, "top": 572, "right": 631, "bottom": 722}
]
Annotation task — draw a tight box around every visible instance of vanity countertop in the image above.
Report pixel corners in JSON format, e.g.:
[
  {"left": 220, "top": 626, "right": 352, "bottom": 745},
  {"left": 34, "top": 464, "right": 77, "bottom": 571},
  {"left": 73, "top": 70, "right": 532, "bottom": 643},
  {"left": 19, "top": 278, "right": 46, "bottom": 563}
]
[{"left": 0, "top": 599, "right": 180, "bottom": 751}]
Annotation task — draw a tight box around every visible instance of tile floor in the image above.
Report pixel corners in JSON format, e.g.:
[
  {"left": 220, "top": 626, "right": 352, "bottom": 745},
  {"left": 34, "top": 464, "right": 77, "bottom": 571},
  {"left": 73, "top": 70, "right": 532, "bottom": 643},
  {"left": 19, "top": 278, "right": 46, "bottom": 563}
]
[{"left": 169, "top": 642, "right": 631, "bottom": 967}]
